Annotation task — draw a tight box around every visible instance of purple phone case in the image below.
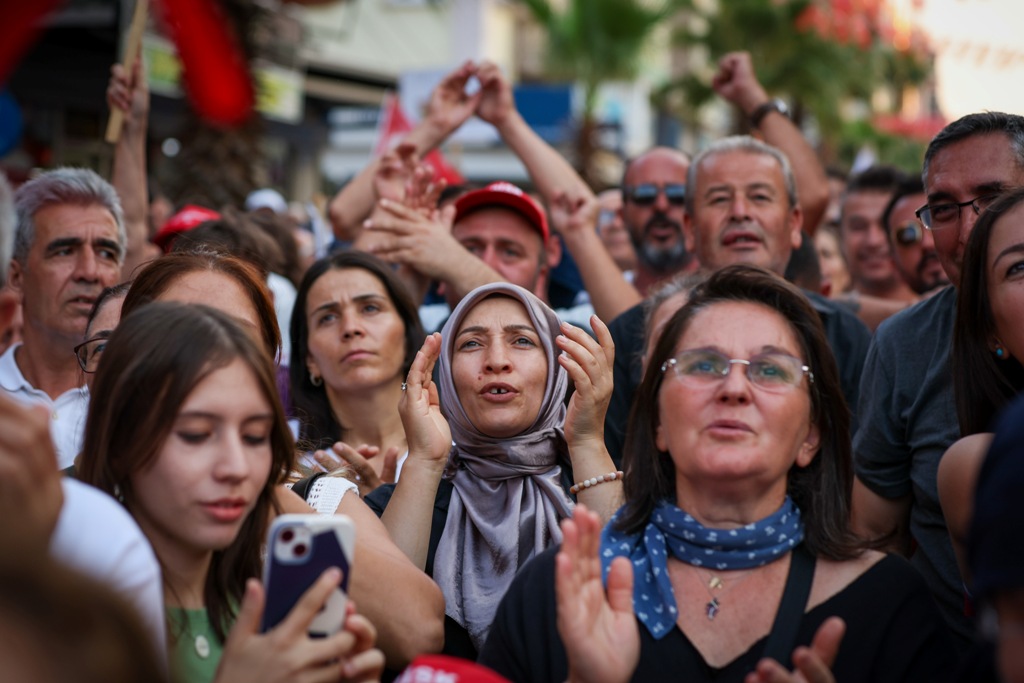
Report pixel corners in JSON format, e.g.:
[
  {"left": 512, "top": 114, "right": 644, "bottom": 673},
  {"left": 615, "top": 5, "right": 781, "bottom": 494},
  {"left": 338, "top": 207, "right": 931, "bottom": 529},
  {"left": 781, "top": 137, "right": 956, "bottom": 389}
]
[{"left": 261, "top": 519, "right": 351, "bottom": 635}]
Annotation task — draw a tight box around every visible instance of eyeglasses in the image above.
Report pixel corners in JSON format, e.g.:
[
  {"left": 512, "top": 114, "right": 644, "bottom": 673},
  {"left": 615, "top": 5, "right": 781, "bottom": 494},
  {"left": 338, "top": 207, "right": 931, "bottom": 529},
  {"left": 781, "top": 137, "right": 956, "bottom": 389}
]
[
  {"left": 661, "top": 348, "right": 813, "bottom": 392},
  {"left": 893, "top": 221, "right": 924, "bottom": 246},
  {"left": 73, "top": 335, "right": 109, "bottom": 373},
  {"left": 624, "top": 183, "right": 686, "bottom": 207},
  {"left": 914, "top": 193, "right": 1001, "bottom": 230}
]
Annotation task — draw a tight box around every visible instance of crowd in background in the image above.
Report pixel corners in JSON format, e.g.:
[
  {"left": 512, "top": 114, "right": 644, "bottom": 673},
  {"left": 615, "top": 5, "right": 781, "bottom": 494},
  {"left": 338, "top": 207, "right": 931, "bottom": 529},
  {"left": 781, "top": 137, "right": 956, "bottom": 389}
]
[{"left": 4, "top": 47, "right": 1024, "bottom": 683}]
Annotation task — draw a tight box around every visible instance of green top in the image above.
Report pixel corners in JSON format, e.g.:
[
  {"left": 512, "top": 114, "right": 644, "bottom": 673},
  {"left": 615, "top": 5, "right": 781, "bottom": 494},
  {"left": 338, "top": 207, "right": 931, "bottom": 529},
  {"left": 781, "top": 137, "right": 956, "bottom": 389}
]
[{"left": 167, "top": 608, "right": 224, "bottom": 683}]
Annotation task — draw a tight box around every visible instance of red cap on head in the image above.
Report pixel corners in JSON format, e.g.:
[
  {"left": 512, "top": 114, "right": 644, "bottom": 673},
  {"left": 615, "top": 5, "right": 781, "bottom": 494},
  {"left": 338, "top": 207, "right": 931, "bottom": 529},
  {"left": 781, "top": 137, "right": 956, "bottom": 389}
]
[
  {"left": 453, "top": 182, "right": 549, "bottom": 241},
  {"left": 395, "top": 655, "right": 512, "bottom": 683},
  {"left": 153, "top": 205, "right": 221, "bottom": 252}
]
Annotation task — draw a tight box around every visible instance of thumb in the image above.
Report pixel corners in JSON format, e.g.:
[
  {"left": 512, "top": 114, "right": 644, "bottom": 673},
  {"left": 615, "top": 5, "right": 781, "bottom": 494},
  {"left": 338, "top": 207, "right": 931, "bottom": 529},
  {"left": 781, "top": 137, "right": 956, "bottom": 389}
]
[
  {"left": 606, "top": 557, "right": 634, "bottom": 614},
  {"left": 809, "top": 616, "right": 845, "bottom": 668},
  {"left": 227, "top": 579, "right": 265, "bottom": 644}
]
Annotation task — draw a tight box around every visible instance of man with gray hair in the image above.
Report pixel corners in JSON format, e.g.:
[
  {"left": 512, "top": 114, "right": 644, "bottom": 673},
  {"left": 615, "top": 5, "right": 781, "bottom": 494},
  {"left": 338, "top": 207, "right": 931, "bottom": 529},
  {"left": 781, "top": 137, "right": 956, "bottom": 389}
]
[
  {"left": 604, "top": 135, "right": 869, "bottom": 463},
  {"left": 2, "top": 168, "right": 126, "bottom": 468}
]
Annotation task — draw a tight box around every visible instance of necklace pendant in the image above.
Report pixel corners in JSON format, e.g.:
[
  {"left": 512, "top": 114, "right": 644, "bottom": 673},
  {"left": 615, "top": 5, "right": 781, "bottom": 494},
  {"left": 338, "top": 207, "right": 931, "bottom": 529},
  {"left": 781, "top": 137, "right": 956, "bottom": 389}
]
[
  {"left": 706, "top": 597, "right": 720, "bottom": 620},
  {"left": 708, "top": 576, "right": 723, "bottom": 590}
]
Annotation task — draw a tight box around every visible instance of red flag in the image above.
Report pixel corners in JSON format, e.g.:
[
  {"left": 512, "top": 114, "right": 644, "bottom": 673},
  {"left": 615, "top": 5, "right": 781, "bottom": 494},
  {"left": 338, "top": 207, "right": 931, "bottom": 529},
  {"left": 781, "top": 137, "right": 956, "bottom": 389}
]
[{"left": 374, "top": 93, "right": 465, "bottom": 186}]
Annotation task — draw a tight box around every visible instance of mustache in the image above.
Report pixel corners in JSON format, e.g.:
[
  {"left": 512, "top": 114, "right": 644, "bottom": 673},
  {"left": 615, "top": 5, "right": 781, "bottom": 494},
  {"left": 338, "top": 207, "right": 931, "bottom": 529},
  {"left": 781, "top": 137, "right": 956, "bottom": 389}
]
[{"left": 643, "top": 211, "right": 683, "bottom": 234}]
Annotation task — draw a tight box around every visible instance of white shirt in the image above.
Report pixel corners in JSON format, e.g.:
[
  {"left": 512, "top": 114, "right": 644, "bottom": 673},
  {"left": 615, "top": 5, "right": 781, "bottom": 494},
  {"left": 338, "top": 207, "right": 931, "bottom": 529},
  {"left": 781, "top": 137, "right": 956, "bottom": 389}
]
[
  {"left": 267, "top": 272, "right": 297, "bottom": 363},
  {"left": 0, "top": 344, "right": 89, "bottom": 469},
  {"left": 51, "top": 478, "right": 167, "bottom": 669}
]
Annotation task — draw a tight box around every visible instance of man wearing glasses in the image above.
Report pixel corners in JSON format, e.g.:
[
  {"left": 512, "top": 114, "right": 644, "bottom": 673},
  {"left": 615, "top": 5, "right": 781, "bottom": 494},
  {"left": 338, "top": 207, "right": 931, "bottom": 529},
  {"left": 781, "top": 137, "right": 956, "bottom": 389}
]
[
  {"left": 852, "top": 112, "right": 1024, "bottom": 654},
  {"left": 0, "top": 169, "right": 125, "bottom": 469},
  {"left": 881, "top": 177, "right": 949, "bottom": 295},
  {"left": 619, "top": 147, "right": 696, "bottom": 296}
]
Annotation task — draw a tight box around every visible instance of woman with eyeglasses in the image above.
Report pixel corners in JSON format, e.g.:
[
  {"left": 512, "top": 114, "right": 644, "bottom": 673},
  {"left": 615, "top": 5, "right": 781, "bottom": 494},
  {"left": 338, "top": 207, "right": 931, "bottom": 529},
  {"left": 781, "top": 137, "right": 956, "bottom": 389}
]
[
  {"left": 480, "top": 265, "right": 955, "bottom": 683},
  {"left": 75, "top": 282, "right": 131, "bottom": 390},
  {"left": 939, "top": 188, "right": 1024, "bottom": 597}
]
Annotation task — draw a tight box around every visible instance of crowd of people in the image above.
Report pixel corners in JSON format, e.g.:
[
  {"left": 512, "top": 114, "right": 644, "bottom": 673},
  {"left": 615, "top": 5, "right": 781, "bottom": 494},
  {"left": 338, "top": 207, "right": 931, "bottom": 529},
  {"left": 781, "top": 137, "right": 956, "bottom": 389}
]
[{"left": 3, "top": 46, "right": 1024, "bottom": 683}]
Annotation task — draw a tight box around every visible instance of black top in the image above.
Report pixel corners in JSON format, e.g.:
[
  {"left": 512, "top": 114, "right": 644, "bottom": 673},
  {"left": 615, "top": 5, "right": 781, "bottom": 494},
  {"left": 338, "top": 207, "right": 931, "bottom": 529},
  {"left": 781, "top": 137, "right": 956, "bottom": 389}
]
[
  {"left": 365, "top": 467, "right": 576, "bottom": 662},
  {"left": 603, "top": 292, "right": 870, "bottom": 466},
  {"left": 479, "top": 548, "right": 957, "bottom": 683}
]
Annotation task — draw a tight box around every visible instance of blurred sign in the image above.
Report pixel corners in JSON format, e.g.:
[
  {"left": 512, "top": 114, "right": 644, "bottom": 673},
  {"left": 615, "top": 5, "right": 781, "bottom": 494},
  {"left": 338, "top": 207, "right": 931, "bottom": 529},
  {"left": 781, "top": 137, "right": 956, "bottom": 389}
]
[{"left": 142, "top": 33, "right": 305, "bottom": 123}]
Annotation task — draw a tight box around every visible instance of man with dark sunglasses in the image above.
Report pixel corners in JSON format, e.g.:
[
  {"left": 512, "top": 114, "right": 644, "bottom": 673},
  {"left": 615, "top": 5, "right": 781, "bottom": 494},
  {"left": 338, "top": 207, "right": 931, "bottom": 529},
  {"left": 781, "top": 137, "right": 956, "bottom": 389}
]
[
  {"left": 620, "top": 147, "right": 697, "bottom": 295},
  {"left": 881, "top": 177, "right": 949, "bottom": 295}
]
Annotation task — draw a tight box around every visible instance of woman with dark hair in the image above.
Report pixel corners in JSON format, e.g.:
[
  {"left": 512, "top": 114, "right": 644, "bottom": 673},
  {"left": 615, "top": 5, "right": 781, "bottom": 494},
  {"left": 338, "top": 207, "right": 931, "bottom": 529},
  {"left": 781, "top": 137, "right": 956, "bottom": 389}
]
[
  {"left": 369, "top": 281, "right": 619, "bottom": 661},
  {"left": 481, "top": 265, "right": 954, "bottom": 683},
  {"left": 939, "top": 188, "right": 1024, "bottom": 585},
  {"left": 77, "top": 303, "right": 383, "bottom": 683},
  {"left": 289, "top": 250, "right": 425, "bottom": 494}
]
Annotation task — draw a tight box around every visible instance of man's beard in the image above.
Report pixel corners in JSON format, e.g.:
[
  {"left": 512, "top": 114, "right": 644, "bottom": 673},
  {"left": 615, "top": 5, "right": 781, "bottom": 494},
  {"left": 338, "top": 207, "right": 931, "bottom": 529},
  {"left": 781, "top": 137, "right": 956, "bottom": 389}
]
[{"left": 633, "top": 212, "right": 691, "bottom": 274}]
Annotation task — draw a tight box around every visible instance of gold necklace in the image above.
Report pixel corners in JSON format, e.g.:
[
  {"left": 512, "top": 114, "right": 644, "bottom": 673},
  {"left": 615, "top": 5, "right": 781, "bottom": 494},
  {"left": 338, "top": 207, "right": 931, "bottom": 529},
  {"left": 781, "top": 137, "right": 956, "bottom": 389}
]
[{"left": 689, "top": 565, "right": 757, "bottom": 620}]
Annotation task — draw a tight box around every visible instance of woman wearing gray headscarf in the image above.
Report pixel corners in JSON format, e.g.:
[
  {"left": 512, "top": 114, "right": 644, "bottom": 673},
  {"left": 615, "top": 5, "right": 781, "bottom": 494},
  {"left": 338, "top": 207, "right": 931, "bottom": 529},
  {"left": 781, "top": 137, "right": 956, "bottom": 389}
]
[{"left": 364, "top": 282, "right": 621, "bottom": 660}]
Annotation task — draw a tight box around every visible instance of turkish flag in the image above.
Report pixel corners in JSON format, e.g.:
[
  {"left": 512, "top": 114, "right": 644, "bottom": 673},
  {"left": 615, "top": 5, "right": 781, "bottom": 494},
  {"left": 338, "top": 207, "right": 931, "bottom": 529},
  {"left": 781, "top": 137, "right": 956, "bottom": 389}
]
[{"left": 374, "top": 93, "right": 464, "bottom": 186}]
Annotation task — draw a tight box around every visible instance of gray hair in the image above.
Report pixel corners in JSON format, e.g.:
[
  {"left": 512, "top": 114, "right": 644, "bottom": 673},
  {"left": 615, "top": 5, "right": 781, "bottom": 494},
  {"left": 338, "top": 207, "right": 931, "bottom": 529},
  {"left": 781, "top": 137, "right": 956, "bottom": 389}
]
[
  {"left": 0, "top": 175, "right": 14, "bottom": 282},
  {"left": 14, "top": 168, "right": 126, "bottom": 265},
  {"left": 922, "top": 112, "right": 1024, "bottom": 185},
  {"left": 686, "top": 136, "right": 799, "bottom": 215}
]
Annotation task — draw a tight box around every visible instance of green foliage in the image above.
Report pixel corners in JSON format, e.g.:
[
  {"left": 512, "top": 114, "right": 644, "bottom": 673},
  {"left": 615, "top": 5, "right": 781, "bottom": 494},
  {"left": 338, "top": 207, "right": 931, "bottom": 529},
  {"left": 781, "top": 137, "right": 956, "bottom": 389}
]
[
  {"left": 519, "top": 0, "right": 688, "bottom": 114},
  {"left": 838, "top": 120, "right": 927, "bottom": 175}
]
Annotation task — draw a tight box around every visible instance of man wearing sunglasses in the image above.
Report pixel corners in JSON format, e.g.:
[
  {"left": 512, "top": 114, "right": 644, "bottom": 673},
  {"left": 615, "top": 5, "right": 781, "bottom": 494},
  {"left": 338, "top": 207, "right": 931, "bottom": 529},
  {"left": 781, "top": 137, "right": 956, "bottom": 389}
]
[
  {"left": 881, "top": 177, "right": 949, "bottom": 295},
  {"left": 620, "top": 148, "right": 696, "bottom": 295},
  {"left": 852, "top": 112, "right": 1024, "bottom": 655}
]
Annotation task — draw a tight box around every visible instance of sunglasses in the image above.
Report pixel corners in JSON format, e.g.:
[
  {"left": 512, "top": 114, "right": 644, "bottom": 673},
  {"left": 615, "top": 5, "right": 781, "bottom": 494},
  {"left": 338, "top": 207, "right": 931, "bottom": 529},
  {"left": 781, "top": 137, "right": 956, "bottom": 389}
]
[
  {"left": 893, "top": 221, "right": 924, "bottom": 246},
  {"left": 625, "top": 183, "right": 686, "bottom": 207}
]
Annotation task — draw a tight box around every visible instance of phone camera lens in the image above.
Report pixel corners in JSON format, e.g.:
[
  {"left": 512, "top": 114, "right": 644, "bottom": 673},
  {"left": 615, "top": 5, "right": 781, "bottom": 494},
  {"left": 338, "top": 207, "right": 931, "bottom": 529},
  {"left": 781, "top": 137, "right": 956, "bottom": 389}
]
[
  {"left": 281, "top": 529, "right": 294, "bottom": 542},
  {"left": 293, "top": 543, "right": 307, "bottom": 557}
]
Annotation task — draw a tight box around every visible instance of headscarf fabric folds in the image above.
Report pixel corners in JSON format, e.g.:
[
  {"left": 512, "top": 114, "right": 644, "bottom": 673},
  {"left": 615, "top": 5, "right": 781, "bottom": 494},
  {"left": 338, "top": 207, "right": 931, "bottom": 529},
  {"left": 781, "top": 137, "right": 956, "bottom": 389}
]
[{"left": 433, "top": 282, "right": 574, "bottom": 649}]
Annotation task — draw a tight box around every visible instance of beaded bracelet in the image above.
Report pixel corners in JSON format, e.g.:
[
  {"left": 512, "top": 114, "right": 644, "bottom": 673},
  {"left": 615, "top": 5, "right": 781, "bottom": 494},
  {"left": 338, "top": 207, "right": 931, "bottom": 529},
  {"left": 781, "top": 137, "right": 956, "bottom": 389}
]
[{"left": 569, "top": 470, "right": 624, "bottom": 495}]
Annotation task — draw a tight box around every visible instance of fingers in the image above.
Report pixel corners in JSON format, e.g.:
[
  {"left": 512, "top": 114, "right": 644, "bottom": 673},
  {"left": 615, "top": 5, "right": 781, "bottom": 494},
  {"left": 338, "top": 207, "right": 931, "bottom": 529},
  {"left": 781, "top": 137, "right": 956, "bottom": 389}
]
[
  {"left": 227, "top": 579, "right": 265, "bottom": 643},
  {"left": 406, "top": 332, "right": 442, "bottom": 392},
  {"left": 276, "top": 567, "right": 343, "bottom": 640},
  {"left": 606, "top": 557, "right": 635, "bottom": 614},
  {"left": 807, "top": 616, "right": 845, "bottom": 669},
  {"left": 380, "top": 447, "right": 400, "bottom": 485},
  {"left": 312, "top": 449, "right": 340, "bottom": 474},
  {"left": 330, "top": 443, "right": 381, "bottom": 489},
  {"left": 341, "top": 647, "right": 386, "bottom": 682}
]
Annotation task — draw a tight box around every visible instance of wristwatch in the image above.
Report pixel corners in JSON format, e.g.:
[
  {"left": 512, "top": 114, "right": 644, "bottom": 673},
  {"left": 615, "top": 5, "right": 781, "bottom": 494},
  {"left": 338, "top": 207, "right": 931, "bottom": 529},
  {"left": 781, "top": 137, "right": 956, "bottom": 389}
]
[{"left": 749, "top": 98, "right": 790, "bottom": 128}]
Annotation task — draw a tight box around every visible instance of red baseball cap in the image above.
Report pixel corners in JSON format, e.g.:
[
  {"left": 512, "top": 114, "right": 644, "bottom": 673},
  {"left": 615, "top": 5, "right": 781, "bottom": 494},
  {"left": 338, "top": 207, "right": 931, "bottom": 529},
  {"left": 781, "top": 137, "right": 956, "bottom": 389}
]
[
  {"left": 153, "top": 205, "right": 221, "bottom": 252},
  {"left": 453, "top": 181, "right": 549, "bottom": 241}
]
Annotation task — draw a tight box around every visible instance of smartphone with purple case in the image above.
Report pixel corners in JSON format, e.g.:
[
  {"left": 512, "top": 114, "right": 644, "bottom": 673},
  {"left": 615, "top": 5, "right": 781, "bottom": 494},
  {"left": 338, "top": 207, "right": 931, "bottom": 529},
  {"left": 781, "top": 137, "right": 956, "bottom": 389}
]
[{"left": 261, "top": 514, "right": 354, "bottom": 637}]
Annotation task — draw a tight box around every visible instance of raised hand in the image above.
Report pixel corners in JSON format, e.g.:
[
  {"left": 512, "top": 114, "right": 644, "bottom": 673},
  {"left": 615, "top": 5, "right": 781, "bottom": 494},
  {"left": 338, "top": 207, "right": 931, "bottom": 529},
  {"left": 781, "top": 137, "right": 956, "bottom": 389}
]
[
  {"left": 559, "top": 316, "right": 614, "bottom": 448},
  {"left": 475, "top": 60, "right": 516, "bottom": 128},
  {"left": 107, "top": 57, "right": 149, "bottom": 127},
  {"left": 549, "top": 190, "right": 600, "bottom": 238},
  {"left": 557, "top": 505, "right": 639, "bottom": 683},
  {"left": 0, "top": 396, "right": 63, "bottom": 557},
  {"left": 420, "top": 60, "right": 483, "bottom": 143},
  {"left": 744, "top": 617, "right": 845, "bottom": 683},
  {"left": 398, "top": 333, "right": 451, "bottom": 469},
  {"left": 314, "top": 443, "right": 400, "bottom": 498},
  {"left": 711, "top": 51, "right": 770, "bottom": 116}
]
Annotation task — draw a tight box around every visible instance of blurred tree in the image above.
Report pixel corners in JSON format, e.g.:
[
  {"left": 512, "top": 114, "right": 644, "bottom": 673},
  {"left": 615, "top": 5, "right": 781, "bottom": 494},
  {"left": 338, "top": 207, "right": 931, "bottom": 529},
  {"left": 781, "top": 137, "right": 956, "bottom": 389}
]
[
  {"left": 658, "top": 0, "right": 931, "bottom": 166},
  {"left": 518, "top": 0, "right": 688, "bottom": 186}
]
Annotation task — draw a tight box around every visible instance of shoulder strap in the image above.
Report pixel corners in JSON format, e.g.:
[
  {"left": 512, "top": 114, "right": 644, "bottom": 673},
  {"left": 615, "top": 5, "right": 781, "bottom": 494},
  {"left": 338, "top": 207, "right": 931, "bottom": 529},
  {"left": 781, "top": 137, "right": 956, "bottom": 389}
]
[
  {"left": 290, "top": 471, "right": 328, "bottom": 502},
  {"left": 761, "top": 544, "right": 817, "bottom": 666}
]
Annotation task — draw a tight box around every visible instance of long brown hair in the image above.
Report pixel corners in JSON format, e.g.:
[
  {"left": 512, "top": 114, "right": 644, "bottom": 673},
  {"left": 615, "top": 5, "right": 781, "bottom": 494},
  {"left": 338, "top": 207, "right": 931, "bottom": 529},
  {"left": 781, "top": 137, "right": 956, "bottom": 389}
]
[
  {"left": 616, "top": 265, "right": 860, "bottom": 561},
  {"left": 953, "top": 188, "right": 1024, "bottom": 435},
  {"left": 78, "top": 302, "right": 294, "bottom": 642}
]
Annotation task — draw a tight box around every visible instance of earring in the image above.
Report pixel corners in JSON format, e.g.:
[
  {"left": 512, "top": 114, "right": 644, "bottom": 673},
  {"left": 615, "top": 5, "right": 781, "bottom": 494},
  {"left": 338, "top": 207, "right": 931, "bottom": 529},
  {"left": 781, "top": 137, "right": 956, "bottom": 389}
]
[
  {"left": 996, "top": 346, "right": 1006, "bottom": 359},
  {"left": 113, "top": 484, "right": 125, "bottom": 503},
  {"left": 310, "top": 372, "right": 323, "bottom": 387}
]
